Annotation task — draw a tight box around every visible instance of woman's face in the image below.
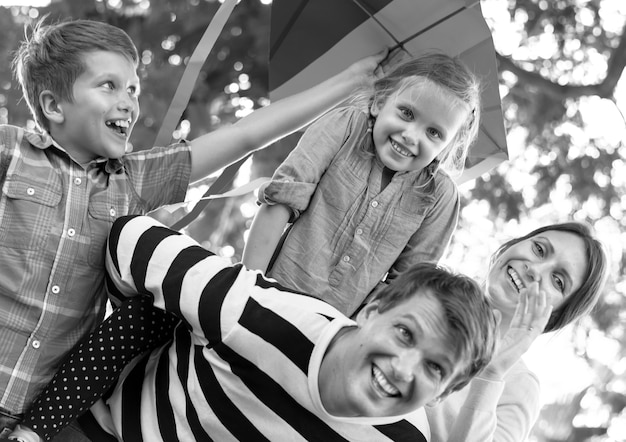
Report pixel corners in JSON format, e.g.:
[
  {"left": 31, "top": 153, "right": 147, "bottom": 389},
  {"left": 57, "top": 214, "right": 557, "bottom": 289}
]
[{"left": 486, "top": 230, "right": 588, "bottom": 320}]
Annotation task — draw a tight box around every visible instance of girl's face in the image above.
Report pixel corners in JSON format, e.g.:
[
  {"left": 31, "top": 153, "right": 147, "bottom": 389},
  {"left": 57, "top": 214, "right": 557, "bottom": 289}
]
[
  {"left": 486, "top": 230, "right": 588, "bottom": 323},
  {"left": 370, "top": 77, "right": 470, "bottom": 173}
]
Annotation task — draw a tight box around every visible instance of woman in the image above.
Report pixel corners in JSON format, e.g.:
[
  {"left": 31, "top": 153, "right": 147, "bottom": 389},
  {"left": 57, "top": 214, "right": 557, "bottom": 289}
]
[{"left": 426, "top": 222, "right": 608, "bottom": 442}]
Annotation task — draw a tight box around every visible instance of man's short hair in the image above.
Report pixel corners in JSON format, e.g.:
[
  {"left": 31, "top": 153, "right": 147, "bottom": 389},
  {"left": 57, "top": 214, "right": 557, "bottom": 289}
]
[{"left": 372, "top": 262, "right": 497, "bottom": 396}]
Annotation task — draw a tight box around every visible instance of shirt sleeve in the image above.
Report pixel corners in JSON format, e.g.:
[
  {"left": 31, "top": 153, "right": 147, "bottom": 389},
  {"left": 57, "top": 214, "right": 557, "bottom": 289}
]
[
  {"left": 258, "top": 106, "right": 366, "bottom": 222},
  {"left": 386, "top": 172, "right": 460, "bottom": 280},
  {"left": 122, "top": 141, "right": 192, "bottom": 211},
  {"left": 104, "top": 214, "right": 241, "bottom": 344},
  {"left": 447, "top": 370, "right": 541, "bottom": 442}
]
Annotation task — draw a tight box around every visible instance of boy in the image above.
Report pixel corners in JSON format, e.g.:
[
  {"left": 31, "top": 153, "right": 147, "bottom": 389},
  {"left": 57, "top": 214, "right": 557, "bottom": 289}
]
[
  {"left": 12, "top": 215, "right": 497, "bottom": 441},
  {"left": 0, "top": 17, "right": 384, "bottom": 433}
]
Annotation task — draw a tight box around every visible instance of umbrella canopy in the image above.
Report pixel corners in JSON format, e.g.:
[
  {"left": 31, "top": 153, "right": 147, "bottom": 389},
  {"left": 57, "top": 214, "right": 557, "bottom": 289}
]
[{"left": 269, "top": 0, "right": 508, "bottom": 184}]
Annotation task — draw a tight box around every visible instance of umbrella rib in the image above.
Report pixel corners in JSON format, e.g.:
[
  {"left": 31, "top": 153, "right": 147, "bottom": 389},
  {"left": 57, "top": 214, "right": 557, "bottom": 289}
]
[
  {"left": 398, "top": 6, "right": 471, "bottom": 47},
  {"left": 270, "top": 0, "right": 310, "bottom": 57},
  {"left": 350, "top": 0, "right": 404, "bottom": 51}
]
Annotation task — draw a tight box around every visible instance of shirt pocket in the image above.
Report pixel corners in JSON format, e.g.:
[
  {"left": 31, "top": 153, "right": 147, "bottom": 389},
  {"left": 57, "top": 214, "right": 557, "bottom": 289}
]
[
  {"left": 318, "top": 159, "right": 365, "bottom": 212},
  {"left": 87, "top": 187, "right": 130, "bottom": 268},
  {"left": 382, "top": 191, "right": 427, "bottom": 249},
  {"left": 0, "top": 174, "right": 62, "bottom": 250}
]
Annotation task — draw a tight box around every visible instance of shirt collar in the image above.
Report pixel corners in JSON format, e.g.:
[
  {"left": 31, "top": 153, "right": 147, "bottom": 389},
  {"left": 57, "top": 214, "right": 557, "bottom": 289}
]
[{"left": 25, "top": 130, "right": 124, "bottom": 173}]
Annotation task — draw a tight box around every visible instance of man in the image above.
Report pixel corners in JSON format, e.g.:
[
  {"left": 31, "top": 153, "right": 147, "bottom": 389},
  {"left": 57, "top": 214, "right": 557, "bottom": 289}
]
[{"left": 14, "top": 215, "right": 497, "bottom": 442}]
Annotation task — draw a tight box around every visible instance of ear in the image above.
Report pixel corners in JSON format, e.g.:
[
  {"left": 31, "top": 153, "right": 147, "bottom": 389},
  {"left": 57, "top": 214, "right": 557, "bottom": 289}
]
[
  {"left": 39, "top": 90, "right": 65, "bottom": 125},
  {"left": 355, "top": 300, "right": 380, "bottom": 325},
  {"left": 370, "top": 97, "right": 382, "bottom": 117}
]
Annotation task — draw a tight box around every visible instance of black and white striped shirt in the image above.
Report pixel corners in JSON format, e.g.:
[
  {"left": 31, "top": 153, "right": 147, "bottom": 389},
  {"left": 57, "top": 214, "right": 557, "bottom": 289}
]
[{"left": 100, "top": 215, "right": 428, "bottom": 441}]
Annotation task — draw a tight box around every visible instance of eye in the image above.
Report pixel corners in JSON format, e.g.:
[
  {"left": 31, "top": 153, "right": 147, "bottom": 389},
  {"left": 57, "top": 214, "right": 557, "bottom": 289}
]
[
  {"left": 102, "top": 81, "right": 114, "bottom": 90},
  {"left": 427, "top": 361, "right": 444, "bottom": 379},
  {"left": 399, "top": 107, "right": 414, "bottom": 120},
  {"left": 532, "top": 241, "right": 545, "bottom": 258},
  {"left": 127, "top": 85, "right": 140, "bottom": 98},
  {"left": 395, "top": 324, "right": 414, "bottom": 345},
  {"left": 553, "top": 274, "right": 565, "bottom": 293},
  {"left": 427, "top": 127, "right": 442, "bottom": 140}
]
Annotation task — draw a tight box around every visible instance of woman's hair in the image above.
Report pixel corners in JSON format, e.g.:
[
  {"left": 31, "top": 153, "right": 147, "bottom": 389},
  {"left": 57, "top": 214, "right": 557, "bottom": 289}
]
[
  {"left": 490, "top": 222, "right": 608, "bottom": 332},
  {"left": 353, "top": 51, "right": 482, "bottom": 175},
  {"left": 372, "top": 262, "right": 498, "bottom": 396},
  {"left": 12, "top": 17, "right": 139, "bottom": 131}
]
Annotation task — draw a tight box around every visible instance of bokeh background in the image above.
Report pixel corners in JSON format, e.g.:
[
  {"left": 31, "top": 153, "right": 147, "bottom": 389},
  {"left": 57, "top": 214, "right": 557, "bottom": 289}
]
[{"left": 0, "top": 0, "right": 624, "bottom": 440}]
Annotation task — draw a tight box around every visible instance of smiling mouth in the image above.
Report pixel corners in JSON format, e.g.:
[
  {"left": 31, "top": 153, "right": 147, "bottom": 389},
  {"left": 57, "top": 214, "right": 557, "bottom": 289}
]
[
  {"left": 106, "top": 119, "right": 131, "bottom": 137},
  {"left": 507, "top": 266, "right": 525, "bottom": 293},
  {"left": 390, "top": 139, "right": 415, "bottom": 158},
  {"left": 372, "top": 365, "right": 401, "bottom": 398}
]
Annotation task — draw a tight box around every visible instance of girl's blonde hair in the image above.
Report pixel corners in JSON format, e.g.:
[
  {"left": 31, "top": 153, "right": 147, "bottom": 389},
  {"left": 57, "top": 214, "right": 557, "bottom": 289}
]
[{"left": 354, "top": 51, "right": 482, "bottom": 175}]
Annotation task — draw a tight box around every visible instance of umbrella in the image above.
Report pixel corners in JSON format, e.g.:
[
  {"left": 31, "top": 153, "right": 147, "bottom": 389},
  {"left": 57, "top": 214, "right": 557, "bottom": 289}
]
[{"left": 269, "top": 0, "right": 508, "bottom": 184}]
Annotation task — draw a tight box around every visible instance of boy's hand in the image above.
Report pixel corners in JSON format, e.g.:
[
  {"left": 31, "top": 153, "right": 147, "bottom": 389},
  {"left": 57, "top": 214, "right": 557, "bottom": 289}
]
[
  {"left": 345, "top": 46, "right": 411, "bottom": 89},
  {"left": 344, "top": 48, "right": 390, "bottom": 88}
]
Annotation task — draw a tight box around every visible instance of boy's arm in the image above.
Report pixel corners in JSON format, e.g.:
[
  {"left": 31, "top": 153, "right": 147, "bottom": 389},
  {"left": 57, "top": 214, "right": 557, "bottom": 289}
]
[
  {"left": 188, "top": 51, "right": 387, "bottom": 182},
  {"left": 242, "top": 203, "right": 291, "bottom": 272}
]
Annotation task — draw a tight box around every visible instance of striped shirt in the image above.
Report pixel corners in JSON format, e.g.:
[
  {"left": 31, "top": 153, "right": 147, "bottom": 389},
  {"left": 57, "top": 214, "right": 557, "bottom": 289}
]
[
  {"left": 100, "top": 215, "right": 428, "bottom": 441},
  {"left": 0, "top": 125, "right": 191, "bottom": 414}
]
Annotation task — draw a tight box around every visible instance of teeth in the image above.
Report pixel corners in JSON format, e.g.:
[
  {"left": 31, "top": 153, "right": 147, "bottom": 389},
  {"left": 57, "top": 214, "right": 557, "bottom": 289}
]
[
  {"left": 106, "top": 119, "right": 131, "bottom": 135},
  {"left": 114, "top": 120, "right": 130, "bottom": 128},
  {"left": 372, "top": 366, "right": 400, "bottom": 397},
  {"left": 507, "top": 267, "right": 525, "bottom": 292},
  {"left": 390, "top": 139, "right": 414, "bottom": 157}
]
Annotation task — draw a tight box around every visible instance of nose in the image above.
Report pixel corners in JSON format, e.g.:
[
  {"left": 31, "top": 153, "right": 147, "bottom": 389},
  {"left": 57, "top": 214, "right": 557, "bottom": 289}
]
[
  {"left": 117, "top": 91, "right": 134, "bottom": 113},
  {"left": 401, "top": 125, "right": 420, "bottom": 147},
  {"left": 525, "top": 262, "right": 542, "bottom": 283},
  {"left": 391, "top": 351, "right": 419, "bottom": 383}
]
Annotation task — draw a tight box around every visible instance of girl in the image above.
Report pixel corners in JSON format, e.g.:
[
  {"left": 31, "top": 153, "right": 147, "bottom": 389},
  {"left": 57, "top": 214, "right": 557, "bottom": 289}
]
[
  {"left": 242, "top": 52, "right": 481, "bottom": 315},
  {"left": 426, "top": 222, "right": 608, "bottom": 441}
]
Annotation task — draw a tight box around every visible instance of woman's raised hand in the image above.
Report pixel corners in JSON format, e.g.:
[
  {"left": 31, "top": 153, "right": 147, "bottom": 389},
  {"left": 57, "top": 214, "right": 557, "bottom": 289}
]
[{"left": 481, "top": 282, "right": 553, "bottom": 381}]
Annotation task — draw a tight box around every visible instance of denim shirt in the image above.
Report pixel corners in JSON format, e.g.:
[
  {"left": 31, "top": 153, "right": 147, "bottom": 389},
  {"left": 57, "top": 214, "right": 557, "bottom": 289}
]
[
  {"left": 0, "top": 125, "right": 191, "bottom": 413},
  {"left": 259, "top": 106, "right": 460, "bottom": 316}
]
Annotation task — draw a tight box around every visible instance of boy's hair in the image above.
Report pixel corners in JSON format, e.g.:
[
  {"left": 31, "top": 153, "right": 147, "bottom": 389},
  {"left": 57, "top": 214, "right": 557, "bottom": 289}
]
[
  {"left": 491, "top": 222, "right": 609, "bottom": 332},
  {"left": 12, "top": 18, "right": 139, "bottom": 131},
  {"left": 355, "top": 51, "right": 482, "bottom": 175},
  {"left": 372, "top": 262, "right": 497, "bottom": 397}
]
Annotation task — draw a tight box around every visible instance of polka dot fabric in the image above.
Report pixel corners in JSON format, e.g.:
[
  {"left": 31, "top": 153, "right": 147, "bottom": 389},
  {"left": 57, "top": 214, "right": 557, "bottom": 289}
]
[{"left": 21, "top": 296, "right": 180, "bottom": 441}]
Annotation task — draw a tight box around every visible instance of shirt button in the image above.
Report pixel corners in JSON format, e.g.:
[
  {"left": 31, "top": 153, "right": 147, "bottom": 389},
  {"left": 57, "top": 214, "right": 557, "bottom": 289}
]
[
  {"left": 74, "top": 177, "right": 82, "bottom": 186},
  {"left": 371, "top": 201, "right": 379, "bottom": 208},
  {"left": 51, "top": 285, "right": 60, "bottom": 294},
  {"left": 343, "top": 255, "right": 350, "bottom": 262},
  {"left": 356, "top": 228, "right": 363, "bottom": 235},
  {"left": 109, "top": 208, "right": 116, "bottom": 217},
  {"left": 26, "top": 188, "right": 35, "bottom": 196},
  {"left": 32, "top": 340, "right": 41, "bottom": 349},
  {"left": 67, "top": 228, "right": 76, "bottom": 237}
]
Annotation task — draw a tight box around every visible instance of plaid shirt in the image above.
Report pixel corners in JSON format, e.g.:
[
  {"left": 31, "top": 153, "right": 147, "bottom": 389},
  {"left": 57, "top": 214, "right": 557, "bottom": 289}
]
[{"left": 0, "top": 125, "right": 191, "bottom": 414}]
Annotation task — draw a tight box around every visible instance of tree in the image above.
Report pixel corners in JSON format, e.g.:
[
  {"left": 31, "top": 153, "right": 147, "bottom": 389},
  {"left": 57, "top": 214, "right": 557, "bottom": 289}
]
[{"left": 1, "top": 1, "right": 624, "bottom": 439}]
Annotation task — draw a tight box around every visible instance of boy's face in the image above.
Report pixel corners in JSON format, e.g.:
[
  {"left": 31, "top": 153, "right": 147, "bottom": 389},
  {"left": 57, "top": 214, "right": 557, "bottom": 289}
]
[
  {"left": 319, "top": 289, "right": 465, "bottom": 418},
  {"left": 370, "top": 78, "right": 469, "bottom": 173},
  {"left": 50, "top": 50, "right": 140, "bottom": 164}
]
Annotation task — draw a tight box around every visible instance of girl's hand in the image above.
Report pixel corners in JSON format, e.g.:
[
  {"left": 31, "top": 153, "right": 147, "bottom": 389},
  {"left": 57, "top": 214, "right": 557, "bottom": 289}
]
[{"left": 481, "top": 282, "right": 553, "bottom": 380}]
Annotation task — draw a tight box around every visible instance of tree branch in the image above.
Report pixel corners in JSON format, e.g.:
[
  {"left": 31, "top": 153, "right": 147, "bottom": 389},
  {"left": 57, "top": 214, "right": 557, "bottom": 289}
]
[{"left": 497, "top": 20, "right": 626, "bottom": 100}]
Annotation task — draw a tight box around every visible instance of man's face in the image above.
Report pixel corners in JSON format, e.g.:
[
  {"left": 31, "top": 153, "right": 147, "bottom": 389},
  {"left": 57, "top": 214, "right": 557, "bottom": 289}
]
[{"left": 319, "top": 289, "right": 465, "bottom": 418}]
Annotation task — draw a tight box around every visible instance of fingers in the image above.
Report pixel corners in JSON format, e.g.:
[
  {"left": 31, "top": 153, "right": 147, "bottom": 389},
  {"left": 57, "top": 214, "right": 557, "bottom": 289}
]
[
  {"left": 379, "top": 45, "right": 411, "bottom": 74},
  {"left": 509, "top": 282, "right": 552, "bottom": 335}
]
